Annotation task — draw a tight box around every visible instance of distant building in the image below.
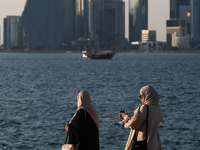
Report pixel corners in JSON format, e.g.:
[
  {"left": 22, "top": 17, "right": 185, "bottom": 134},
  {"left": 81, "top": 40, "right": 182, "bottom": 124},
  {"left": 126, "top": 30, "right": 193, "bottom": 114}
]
[
  {"left": 76, "top": 0, "right": 89, "bottom": 40},
  {"left": 62, "top": 0, "right": 125, "bottom": 50},
  {"left": 172, "top": 32, "right": 190, "bottom": 49},
  {"left": 131, "top": 41, "right": 166, "bottom": 51},
  {"left": 179, "top": 6, "right": 191, "bottom": 35},
  {"left": 141, "top": 30, "right": 156, "bottom": 42},
  {"left": 170, "top": 0, "right": 190, "bottom": 19},
  {"left": 3, "top": 16, "right": 21, "bottom": 50},
  {"left": 88, "top": 0, "right": 100, "bottom": 39},
  {"left": 114, "top": 0, "right": 125, "bottom": 40},
  {"left": 21, "top": 0, "right": 62, "bottom": 49},
  {"left": 98, "top": 0, "right": 125, "bottom": 50},
  {"left": 166, "top": 19, "right": 186, "bottom": 48},
  {"left": 0, "top": 25, "right": 1, "bottom": 46},
  {"left": 129, "top": 0, "right": 148, "bottom": 42},
  {"left": 76, "top": 38, "right": 95, "bottom": 49},
  {"left": 62, "top": 0, "right": 100, "bottom": 47},
  {"left": 18, "top": 0, "right": 127, "bottom": 50},
  {"left": 190, "top": 0, "right": 200, "bottom": 47},
  {"left": 62, "top": 0, "right": 76, "bottom": 45}
]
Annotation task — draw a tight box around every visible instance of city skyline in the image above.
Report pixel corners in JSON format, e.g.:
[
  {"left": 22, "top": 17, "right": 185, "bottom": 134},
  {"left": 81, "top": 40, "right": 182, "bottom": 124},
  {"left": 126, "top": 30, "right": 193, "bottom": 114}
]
[{"left": 0, "top": 0, "right": 169, "bottom": 45}]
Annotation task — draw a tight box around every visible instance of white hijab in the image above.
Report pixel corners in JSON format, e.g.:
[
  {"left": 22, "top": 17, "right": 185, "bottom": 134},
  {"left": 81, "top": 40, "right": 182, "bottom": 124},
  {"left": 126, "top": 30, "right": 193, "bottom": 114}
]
[
  {"left": 69, "top": 90, "right": 99, "bottom": 130},
  {"left": 131, "top": 85, "right": 159, "bottom": 125},
  {"left": 140, "top": 85, "right": 159, "bottom": 106}
]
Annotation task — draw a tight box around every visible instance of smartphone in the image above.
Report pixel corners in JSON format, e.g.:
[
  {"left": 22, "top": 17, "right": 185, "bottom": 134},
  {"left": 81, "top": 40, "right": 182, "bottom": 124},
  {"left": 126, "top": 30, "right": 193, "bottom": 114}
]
[{"left": 120, "top": 110, "right": 125, "bottom": 113}]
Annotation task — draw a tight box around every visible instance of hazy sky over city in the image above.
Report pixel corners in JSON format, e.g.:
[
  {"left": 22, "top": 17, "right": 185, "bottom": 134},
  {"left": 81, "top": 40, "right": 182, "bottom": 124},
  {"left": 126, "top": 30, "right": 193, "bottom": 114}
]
[{"left": 0, "top": 0, "right": 169, "bottom": 45}]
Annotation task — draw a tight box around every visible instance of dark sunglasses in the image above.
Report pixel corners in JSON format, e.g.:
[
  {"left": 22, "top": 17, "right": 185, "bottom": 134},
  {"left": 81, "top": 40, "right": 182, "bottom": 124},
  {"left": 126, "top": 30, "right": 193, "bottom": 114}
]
[{"left": 139, "top": 95, "right": 142, "bottom": 98}]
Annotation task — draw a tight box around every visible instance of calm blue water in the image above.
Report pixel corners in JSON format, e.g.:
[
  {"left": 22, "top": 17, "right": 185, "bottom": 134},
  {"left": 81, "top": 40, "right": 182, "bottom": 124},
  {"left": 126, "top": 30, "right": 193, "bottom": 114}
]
[{"left": 0, "top": 52, "right": 199, "bottom": 150}]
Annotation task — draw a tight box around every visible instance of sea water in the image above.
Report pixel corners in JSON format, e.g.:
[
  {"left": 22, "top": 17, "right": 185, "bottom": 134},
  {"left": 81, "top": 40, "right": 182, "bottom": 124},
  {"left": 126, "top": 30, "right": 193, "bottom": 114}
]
[{"left": 0, "top": 52, "right": 199, "bottom": 150}]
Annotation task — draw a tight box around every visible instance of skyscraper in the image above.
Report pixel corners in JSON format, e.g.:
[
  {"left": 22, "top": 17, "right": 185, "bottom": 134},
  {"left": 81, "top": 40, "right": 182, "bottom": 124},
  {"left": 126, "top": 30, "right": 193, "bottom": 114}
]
[
  {"left": 21, "top": 0, "right": 62, "bottom": 48},
  {"left": 167, "top": 0, "right": 192, "bottom": 49},
  {"left": 88, "top": 0, "right": 100, "bottom": 39},
  {"left": 3, "top": 16, "right": 21, "bottom": 49},
  {"left": 170, "top": 0, "right": 190, "bottom": 19},
  {"left": 190, "top": 0, "right": 200, "bottom": 39},
  {"left": 129, "top": 0, "right": 148, "bottom": 42},
  {"left": 62, "top": 0, "right": 76, "bottom": 44},
  {"left": 179, "top": 5, "right": 191, "bottom": 35},
  {"left": 76, "top": 0, "right": 89, "bottom": 39},
  {"left": 141, "top": 30, "right": 156, "bottom": 42},
  {"left": 190, "top": 0, "right": 200, "bottom": 47},
  {"left": 166, "top": 19, "right": 186, "bottom": 48},
  {"left": 98, "top": 0, "right": 125, "bottom": 49}
]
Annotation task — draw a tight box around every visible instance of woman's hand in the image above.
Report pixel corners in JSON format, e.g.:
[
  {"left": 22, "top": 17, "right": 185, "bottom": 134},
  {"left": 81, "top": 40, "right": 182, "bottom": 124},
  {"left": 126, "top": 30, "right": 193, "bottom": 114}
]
[
  {"left": 65, "top": 123, "right": 71, "bottom": 131},
  {"left": 118, "top": 111, "right": 128, "bottom": 120}
]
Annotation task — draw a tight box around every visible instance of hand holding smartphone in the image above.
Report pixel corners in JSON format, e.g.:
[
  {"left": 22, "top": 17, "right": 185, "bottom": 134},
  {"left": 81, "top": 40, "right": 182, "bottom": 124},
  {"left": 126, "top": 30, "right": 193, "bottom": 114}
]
[
  {"left": 118, "top": 110, "right": 130, "bottom": 125},
  {"left": 120, "top": 110, "right": 125, "bottom": 113}
]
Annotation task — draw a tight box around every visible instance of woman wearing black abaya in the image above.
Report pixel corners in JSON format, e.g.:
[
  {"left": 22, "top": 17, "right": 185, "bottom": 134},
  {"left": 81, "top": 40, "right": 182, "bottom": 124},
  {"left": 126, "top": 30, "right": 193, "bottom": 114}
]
[{"left": 65, "top": 90, "right": 99, "bottom": 150}]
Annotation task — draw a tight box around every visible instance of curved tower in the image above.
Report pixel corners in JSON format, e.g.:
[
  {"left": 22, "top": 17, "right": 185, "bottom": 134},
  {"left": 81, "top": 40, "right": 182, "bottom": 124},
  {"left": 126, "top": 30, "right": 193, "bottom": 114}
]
[{"left": 22, "top": 0, "right": 62, "bottom": 48}]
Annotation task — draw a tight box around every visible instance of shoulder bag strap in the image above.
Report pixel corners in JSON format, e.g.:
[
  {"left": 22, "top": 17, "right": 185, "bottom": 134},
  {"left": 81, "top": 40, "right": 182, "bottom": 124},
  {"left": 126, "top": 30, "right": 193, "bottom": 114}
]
[{"left": 145, "top": 105, "right": 149, "bottom": 140}]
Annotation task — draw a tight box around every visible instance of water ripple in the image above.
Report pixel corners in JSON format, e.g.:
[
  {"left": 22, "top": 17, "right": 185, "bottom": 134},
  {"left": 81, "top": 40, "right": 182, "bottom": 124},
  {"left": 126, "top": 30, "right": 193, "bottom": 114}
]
[{"left": 0, "top": 53, "right": 199, "bottom": 149}]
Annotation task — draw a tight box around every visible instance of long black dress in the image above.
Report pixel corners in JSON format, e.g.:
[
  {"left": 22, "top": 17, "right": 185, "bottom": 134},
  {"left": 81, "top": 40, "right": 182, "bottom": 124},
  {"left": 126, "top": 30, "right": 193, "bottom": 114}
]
[{"left": 68, "top": 109, "right": 99, "bottom": 150}]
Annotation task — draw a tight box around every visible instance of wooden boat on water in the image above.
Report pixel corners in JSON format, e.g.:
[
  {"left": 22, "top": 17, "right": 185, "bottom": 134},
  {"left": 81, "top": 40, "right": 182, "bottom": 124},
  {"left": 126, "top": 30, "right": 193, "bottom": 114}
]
[{"left": 82, "top": 50, "right": 115, "bottom": 59}]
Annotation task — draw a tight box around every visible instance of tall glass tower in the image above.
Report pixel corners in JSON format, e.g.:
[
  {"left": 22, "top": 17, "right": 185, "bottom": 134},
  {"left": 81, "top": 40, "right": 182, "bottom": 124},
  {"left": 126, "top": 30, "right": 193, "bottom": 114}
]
[
  {"left": 76, "top": 0, "right": 89, "bottom": 39},
  {"left": 97, "top": 0, "right": 125, "bottom": 49},
  {"left": 88, "top": 0, "right": 100, "bottom": 38},
  {"left": 190, "top": 0, "right": 200, "bottom": 39},
  {"left": 170, "top": 0, "right": 190, "bottom": 19},
  {"left": 190, "top": 0, "right": 200, "bottom": 48},
  {"left": 3, "top": 16, "right": 21, "bottom": 49},
  {"left": 62, "top": 0, "right": 76, "bottom": 44},
  {"left": 129, "top": 0, "right": 148, "bottom": 42}
]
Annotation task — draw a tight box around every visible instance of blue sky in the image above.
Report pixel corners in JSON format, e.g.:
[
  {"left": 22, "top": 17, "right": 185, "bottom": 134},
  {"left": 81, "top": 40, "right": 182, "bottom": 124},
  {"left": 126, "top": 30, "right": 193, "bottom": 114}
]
[{"left": 0, "top": 0, "right": 169, "bottom": 45}]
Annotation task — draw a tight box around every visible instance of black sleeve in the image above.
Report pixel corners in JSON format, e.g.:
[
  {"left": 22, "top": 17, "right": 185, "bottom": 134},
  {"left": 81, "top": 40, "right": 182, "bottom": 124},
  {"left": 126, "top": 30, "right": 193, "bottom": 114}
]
[{"left": 68, "top": 109, "right": 86, "bottom": 145}]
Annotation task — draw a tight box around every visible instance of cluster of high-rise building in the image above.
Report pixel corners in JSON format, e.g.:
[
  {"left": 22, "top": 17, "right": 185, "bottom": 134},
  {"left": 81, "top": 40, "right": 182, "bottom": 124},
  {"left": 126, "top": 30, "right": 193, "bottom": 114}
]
[
  {"left": 2, "top": 0, "right": 200, "bottom": 51},
  {"left": 167, "top": 0, "right": 200, "bottom": 50},
  {"left": 3, "top": 0, "right": 127, "bottom": 51}
]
